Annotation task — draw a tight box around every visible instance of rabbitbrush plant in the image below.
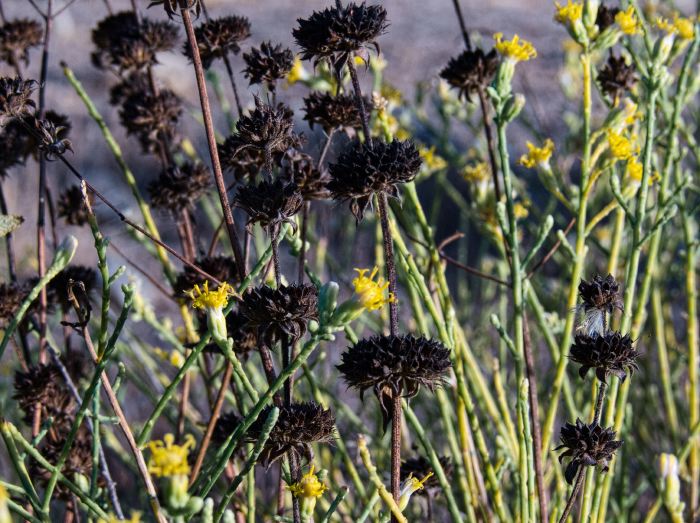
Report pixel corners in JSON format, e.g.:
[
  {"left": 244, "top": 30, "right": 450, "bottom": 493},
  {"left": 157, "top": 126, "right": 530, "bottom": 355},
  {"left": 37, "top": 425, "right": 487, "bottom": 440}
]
[{"left": 0, "top": 0, "right": 698, "bottom": 521}]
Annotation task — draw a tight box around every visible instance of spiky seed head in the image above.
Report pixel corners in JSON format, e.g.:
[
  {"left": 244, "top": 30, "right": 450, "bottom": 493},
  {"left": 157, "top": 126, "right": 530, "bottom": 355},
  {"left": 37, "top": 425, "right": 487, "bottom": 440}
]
[
  {"left": 282, "top": 150, "right": 330, "bottom": 201},
  {"left": 119, "top": 88, "right": 182, "bottom": 153},
  {"left": 243, "top": 42, "right": 294, "bottom": 92},
  {"left": 234, "top": 179, "right": 304, "bottom": 230},
  {"left": 555, "top": 419, "right": 623, "bottom": 484},
  {"left": 302, "top": 91, "right": 372, "bottom": 133},
  {"left": 148, "top": 162, "right": 211, "bottom": 214},
  {"left": 184, "top": 15, "right": 251, "bottom": 69},
  {"left": 570, "top": 332, "right": 639, "bottom": 383},
  {"left": 440, "top": 47, "right": 498, "bottom": 102},
  {"left": 0, "top": 19, "right": 43, "bottom": 66},
  {"left": 597, "top": 54, "right": 637, "bottom": 103}
]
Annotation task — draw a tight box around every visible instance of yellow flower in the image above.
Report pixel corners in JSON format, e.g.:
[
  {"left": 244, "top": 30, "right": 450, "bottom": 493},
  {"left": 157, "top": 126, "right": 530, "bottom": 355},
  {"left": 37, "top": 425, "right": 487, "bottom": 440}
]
[
  {"left": 514, "top": 202, "right": 529, "bottom": 220},
  {"left": 615, "top": 7, "right": 641, "bottom": 35},
  {"left": 626, "top": 158, "right": 660, "bottom": 185},
  {"left": 288, "top": 465, "right": 327, "bottom": 500},
  {"left": 98, "top": 513, "right": 142, "bottom": 523},
  {"left": 153, "top": 348, "right": 185, "bottom": 368},
  {"left": 494, "top": 33, "right": 537, "bottom": 62},
  {"left": 0, "top": 485, "right": 10, "bottom": 523},
  {"left": 519, "top": 139, "right": 554, "bottom": 169},
  {"left": 462, "top": 162, "right": 490, "bottom": 183},
  {"left": 185, "top": 281, "right": 234, "bottom": 311},
  {"left": 419, "top": 146, "right": 448, "bottom": 172},
  {"left": 554, "top": 1, "right": 583, "bottom": 26},
  {"left": 657, "top": 14, "right": 695, "bottom": 40},
  {"left": 606, "top": 130, "right": 637, "bottom": 160},
  {"left": 398, "top": 472, "right": 434, "bottom": 511},
  {"left": 147, "top": 434, "right": 195, "bottom": 478},
  {"left": 353, "top": 267, "right": 396, "bottom": 311},
  {"left": 286, "top": 56, "right": 307, "bottom": 85}
]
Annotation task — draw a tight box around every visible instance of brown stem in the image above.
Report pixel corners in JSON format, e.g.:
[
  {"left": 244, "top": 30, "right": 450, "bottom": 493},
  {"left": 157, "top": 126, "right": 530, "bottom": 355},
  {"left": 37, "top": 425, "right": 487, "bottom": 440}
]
[
  {"left": 558, "top": 468, "right": 585, "bottom": 523},
  {"left": 190, "top": 361, "right": 233, "bottom": 485},
  {"left": 181, "top": 210, "right": 198, "bottom": 261},
  {"left": 523, "top": 312, "right": 547, "bottom": 523},
  {"left": 450, "top": 0, "right": 472, "bottom": 50},
  {"left": 222, "top": 54, "right": 243, "bottom": 118},
  {"left": 290, "top": 451, "right": 301, "bottom": 523},
  {"left": 181, "top": 7, "right": 246, "bottom": 281},
  {"left": 298, "top": 202, "right": 309, "bottom": 283},
  {"left": 592, "top": 381, "right": 607, "bottom": 426},
  {"left": 270, "top": 224, "right": 281, "bottom": 288},
  {"left": 377, "top": 195, "right": 399, "bottom": 336},
  {"left": 346, "top": 60, "right": 373, "bottom": 150},
  {"left": 391, "top": 394, "right": 402, "bottom": 508},
  {"left": 477, "top": 86, "right": 502, "bottom": 203},
  {"left": 176, "top": 361, "right": 192, "bottom": 441}
]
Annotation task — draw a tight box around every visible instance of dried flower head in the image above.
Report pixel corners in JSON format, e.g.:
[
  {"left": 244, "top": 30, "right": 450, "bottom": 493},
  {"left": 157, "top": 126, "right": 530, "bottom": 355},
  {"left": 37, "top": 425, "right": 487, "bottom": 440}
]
[
  {"left": 92, "top": 13, "right": 178, "bottom": 72},
  {"left": 0, "top": 76, "right": 36, "bottom": 123},
  {"left": 337, "top": 335, "right": 451, "bottom": 427},
  {"left": 246, "top": 402, "right": 335, "bottom": 465},
  {"left": 46, "top": 265, "right": 98, "bottom": 312},
  {"left": 555, "top": 419, "right": 623, "bottom": 484},
  {"left": 570, "top": 332, "right": 639, "bottom": 382},
  {"left": 293, "top": 2, "right": 388, "bottom": 76},
  {"left": 147, "top": 433, "right": 195, "bottom": 477},
  {"left": 33, "top": 429, "right": 94, "bottom": 500},
  {"left": 401, "top": 455, "right": 452, "bottom": 497},
  {"left": 109, "top": 72, "right": 151, "bottom": 107},
  {"left": 119, "top": 88, "right": 181, "bottom": 153},
  {"left": 281, "top": 150, "right": 330, "bottom": 201},
  {"left": 220, "top": 96, "right": 298, "bottom": 170},
  {"left": 0, "top": 281, "right": 29, "bottom": 326},
  {"left": 243, "top": 42, "right": 294, "bottom": 92},
  {"left": 174, "top": 255, "right": 238, "bottom": 297},
  {"left": 148, "top": 162, "right": 211, "bottom": 213},
  {"left": 440, "top": 47, "right": 498, "bottom": 102},
  {"left": 597, "top": 54, "right": 637, "bottom": 103},
  {"left": 579, "top": 274, "right": 622, "bottom": 313},
  {"left": 212, "top": 411, "right": 242, "bottom": 444},
  {"left": 149, "top": 0, "right": 201, "bottom": 19},
  {"left": 218, "top": 145, "right": 268, "bottom": 183},
  {"left": 184, "top": 15, "right": 251, "bottom": 69},
  {"left": 234, "top": 179, "right": 304, "bottom": 230},
  {"left": 302, "top": 91, "right": 372, "bottom": 133},
  {"left": 57, "top": 185, "right": 93, "bottom": 226},
  {"left": 596, "top": 4, "right": 620, "bottom": 32},
  {"left": 238, "top": 284, "right": 318, "bottom": 346},
  {"left": 0, "top": 120, "right": 30, "bottom": 177},
  {"left": 33, "top": 117, "right": 73, "bottom": 160},
  {"left": 13, "top": 363, "right": 76, "bottom": 431},
  {"left": 0, "top": 19, "right": 43, "bottom": 66},
  {"left": 328, "top": 139, "right": 422, "bottom": 222}
]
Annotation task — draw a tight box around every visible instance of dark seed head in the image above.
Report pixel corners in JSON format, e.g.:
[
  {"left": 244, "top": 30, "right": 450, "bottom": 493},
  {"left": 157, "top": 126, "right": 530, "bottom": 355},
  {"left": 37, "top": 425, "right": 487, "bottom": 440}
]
[
  {"left": 13, "top": 363, "right": 76, "bottom": 431},
  {"left": 234, "top": 179, "right": 304, "bottom": 230},
  {"left": 218, "top": 145, "right": 268, "bottom": 183},
  {"left": 202, "top": 310, "right": 258, "bottom": 359},
  {"left": 246, "top": 402, "right": 335, "bottom": 466},
  {"left": 109, "top": 72, "right": 151, "bottom": 107},
  {"left": 119, "top": 87, "right": 182, "bottom": 153},
  {"left": 33, "top": 116, "right": 73, "bottom": 161},
  {"left": 185, "top": 15, "right": 251, "bottom": 69},
  {"left": 0, "top": 118, "right": 31, "bottom": 177},
  {"left": 293, "top": 2, "right": 388, "bottom": 77},
  {"left": 238, "top": 284, "right": 318, "bottom": 346},
  {"left": 440, "top": 47, "right": 498, "bottom": 102},
  {"left": 570, "top": 332, "right": 639, "bottom": 383},
  {"left": 337, "top": 335, "right": 451, "bottom": 428},
  {"left": 302, "top": 91, "right": 372, "bottom": 134},
  {"left": 282, "top": 150, "right": 330, "bottom": 201},
  {"left": 328, "top": 139, "right": 422, "bottom": 222},
  {"left": 555, "top": 419, "right": 622, "bottom": 484},
  {"left": 578, "top": 274, "right": 623, "bottom": 313},
  {"left": 0, "top": 19, "right": 43, "bottom": 67},
  {"left": 597, "top": 54, "right": 637, "bottom": 103},
  {"left": 57, "top": 185, "right": 92, "bottom": 227},
  {"left": 596, "top": 4, "right": 620, "bottom": 32},
  {"left": 0, "top": 76, "right": 36, "bottom": 123},
  {"left": 148, "top": 0, "right": 201, "bottom": 19},
  {"left": 148, "top": 162, "right": 211, "bottom": 214},
  {"left": 219, "top": 96, "right": 298, "bottom": 170},
  {"left": 0, "top": 280, "right": 30, "bottom": 326},
  {"left": 45, "top": 265, "right": 98, "bottom": 312},
  {"left": 243, "top": 42, "right": 294, "bottom": 92},
  {"left": 212, "top": 411, "right": 242, "bottom": 444}
]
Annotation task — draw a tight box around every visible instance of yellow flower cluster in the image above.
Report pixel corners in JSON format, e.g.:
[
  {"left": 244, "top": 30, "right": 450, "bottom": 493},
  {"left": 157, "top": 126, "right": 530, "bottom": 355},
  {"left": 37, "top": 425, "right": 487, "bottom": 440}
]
[
  {"left": 185, "top": 281, "right": 234, "bottom": 311},
  {"left": 606, "top": 130, "right": 637, "bottom": 160},
  {"left": 286, "top": 56, "right": 307, "bottom": 85},
  {"left": 419, "top": 146, "right": 448, "bottom": 172},
  {"left": 615, "top": 7, "right": 641, "bottom": 35},
  {"left": 353, "top": 268, "right": 396, "bottom": 311},
  {"left": 519, "top": 139, "right": 554, "bottom": 169},
  {"left": 147, "top": 434, "right": 195, "bottom": 478},
  {"left": 462, "top": 161, "right": 490, "bottom": 183},
  {"left": 656, "top": 14, "right": 695, "bottom": 40},
  {"left": 554, "top": 1, "right": 583, "bottom": 26},
  {"left": 153, "top": 347, "right": 185, "bottom": 368},
  {"left": 625, "top": 159, "right": 660, "bottom": 186},
  {"left": 288, "top": 465, "right": 327, "bottom": 500},
  {"left": 98, "top": 514, "right": 142, "bottom": 523},
  {"left": 494, "top": 33, "right": 537, "bottom": 62}
]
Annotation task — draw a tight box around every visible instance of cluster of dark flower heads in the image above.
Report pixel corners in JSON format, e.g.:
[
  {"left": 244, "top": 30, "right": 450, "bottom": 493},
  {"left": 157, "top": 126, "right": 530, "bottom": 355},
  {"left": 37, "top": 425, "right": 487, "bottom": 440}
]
[
  {"left": 184, "top": 15, "right": 251, "bottom": 69},
  {"left": 243, "top": 42, "right": 294, "bottom": 92},
  {"left": 119, "top": 88, "right": 182, "bottom": 153},
  {"left": 328, "top": 139, "right": 422, "bottom": 222},
  {"left": 281, "top": 150, "right": 330, "bottom": 201},
  {"left": 440, "top": 47, "right": 498, "bottom": 102},
  {"left": 293, "top": 2, "right": 388, "bottom": 76},
  {"left": 91, "top": 12, "right": 178, "bottom": 73},
  {"left": 556, "top": 419, "right": 623, "bottom": 484},
  {"left": 303, "top": 91, "right": 372, "bottom": 133},
  {"left": 597, "top": 54, "right": 637, "bottom": 103},
  {"left": 148, "top": 162, "right": 211, "bottom": 213},
  {"left": 238, "top": 284, "right": 318, "bottom": 346},
  {"left": 245, "top": 402, "right": 335, "bottom": 466},
  {"left": 338, "top": 334, "right": 451, "bottom": 427},
  {"left": 0, "top": 19, "right": 43, "bottom": 67},
  {"left": 14, "top": 364, "right": 93, "bottom": 499}
]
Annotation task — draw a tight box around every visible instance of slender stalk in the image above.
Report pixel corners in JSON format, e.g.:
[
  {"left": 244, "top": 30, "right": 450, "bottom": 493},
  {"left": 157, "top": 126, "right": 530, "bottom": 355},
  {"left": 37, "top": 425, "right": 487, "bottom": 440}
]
[
  {"left": 558, "top": 468, "right": 585, "bottom": 523},
  {"left": 222, "top": 54, "right": 243, "bottom": 118},
  {"left": 181, "top": 6, "right": 245, "bottom": 280}
]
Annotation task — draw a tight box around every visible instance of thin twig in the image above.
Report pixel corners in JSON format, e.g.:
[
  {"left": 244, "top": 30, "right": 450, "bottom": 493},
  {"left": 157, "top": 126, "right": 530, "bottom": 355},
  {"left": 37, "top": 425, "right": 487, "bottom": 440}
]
[
  {"left": 558, "top": 468, "right": 585, "bottom": 523},
  {"left": 526, "top": 217, "right": 576, "bottom": 279}
]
